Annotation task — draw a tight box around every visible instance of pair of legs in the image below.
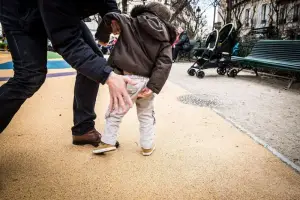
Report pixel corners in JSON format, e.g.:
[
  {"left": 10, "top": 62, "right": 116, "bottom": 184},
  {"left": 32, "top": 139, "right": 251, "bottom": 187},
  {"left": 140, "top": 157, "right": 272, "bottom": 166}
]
[
  {"left": 94, "top": 75, "right": 156, "bottom": 155},
  {"left": 172, "top": 45, "right": 184, "bottom": 61},
  {"left": 0, "top": 1, "right": 100, "bottom": 136}
]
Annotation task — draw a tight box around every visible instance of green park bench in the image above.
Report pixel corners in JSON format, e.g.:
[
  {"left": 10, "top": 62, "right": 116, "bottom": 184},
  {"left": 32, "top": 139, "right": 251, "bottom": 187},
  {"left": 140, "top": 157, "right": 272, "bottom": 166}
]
[{"left": 230, "top": 40, "right": 300, "bottom": 88}]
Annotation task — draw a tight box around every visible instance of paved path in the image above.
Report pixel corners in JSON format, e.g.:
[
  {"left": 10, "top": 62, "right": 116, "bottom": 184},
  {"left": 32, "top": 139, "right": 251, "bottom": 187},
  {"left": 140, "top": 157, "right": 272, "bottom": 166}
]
[
  {"left": 169, "top": 63, "right": 300, "bottom": 169},
  {"left": 1, "top": 73, "right": 300, "bottom": 200}
]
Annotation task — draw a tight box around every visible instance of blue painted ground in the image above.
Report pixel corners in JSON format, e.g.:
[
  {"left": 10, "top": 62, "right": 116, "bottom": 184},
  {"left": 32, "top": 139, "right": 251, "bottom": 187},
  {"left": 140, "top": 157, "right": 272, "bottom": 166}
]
[{"left": 0, "top": 60, "right": 71, "bottom": 70}]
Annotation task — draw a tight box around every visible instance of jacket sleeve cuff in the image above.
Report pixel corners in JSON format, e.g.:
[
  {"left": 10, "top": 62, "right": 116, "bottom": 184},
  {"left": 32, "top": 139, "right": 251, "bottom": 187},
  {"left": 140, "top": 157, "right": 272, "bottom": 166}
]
[
  {"left": 146, "top": 82, "right": 160, "bottom": 94},
  {"left": 99, "top": 65, "right": 113, "bottom": 85}
]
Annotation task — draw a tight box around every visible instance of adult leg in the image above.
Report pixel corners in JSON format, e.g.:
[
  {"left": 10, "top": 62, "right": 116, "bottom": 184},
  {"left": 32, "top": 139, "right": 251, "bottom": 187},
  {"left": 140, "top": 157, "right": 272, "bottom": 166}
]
[
  {"left": 72, "top": 22, "right": 102, "bottom": 136},
  {"left": 0, "top": 1, "right": 47, "bottom": 133},
  {"left": 173, "top": 46, "right": 182, "bottom": 61},
  {"left": 71, "top": 22, "right": 106, "bottom": 146}
]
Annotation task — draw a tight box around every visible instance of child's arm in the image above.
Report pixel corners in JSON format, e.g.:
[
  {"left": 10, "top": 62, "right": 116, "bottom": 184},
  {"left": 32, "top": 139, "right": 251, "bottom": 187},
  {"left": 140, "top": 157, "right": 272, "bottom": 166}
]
[
  {"left": 146, "top": 45, "right": 172, "bottom": 94},
  {"left": 95, "top": 13, "right": 130, "bottom": 44}
]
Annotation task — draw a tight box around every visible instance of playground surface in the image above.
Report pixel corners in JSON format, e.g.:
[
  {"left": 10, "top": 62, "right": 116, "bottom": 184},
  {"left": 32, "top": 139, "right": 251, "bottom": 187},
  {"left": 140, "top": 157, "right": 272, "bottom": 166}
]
[{"left": 0, "top": 52, "right": 300, "bottom": 199}]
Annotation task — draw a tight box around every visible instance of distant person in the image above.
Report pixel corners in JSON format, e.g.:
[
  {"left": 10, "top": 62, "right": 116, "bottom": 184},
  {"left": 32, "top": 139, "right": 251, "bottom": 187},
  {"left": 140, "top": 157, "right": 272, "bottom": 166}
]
[
  {"left": 172, "top": 32, "right": 180, "bottom": 59},
  {"left": 172, "top": 27, "right": 190, "bottom": 62},
  {"left": 93, "top": 2, "right": 176, "bottom": 156}
]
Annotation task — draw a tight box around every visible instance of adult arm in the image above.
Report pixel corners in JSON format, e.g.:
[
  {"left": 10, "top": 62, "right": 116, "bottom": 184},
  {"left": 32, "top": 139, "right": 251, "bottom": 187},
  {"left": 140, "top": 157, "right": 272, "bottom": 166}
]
[
  {"left": 39, "top": 0, "right": 134, "bottom": 113},
  {"left": 175, "top": 33, "right": 188, "bottom": 46}
]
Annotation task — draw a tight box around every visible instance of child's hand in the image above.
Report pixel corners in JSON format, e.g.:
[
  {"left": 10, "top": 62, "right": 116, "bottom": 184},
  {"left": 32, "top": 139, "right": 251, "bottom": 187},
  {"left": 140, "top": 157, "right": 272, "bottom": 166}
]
[
  {"left": 138, "top": 87, "right": 153, "bottom": 98},
  {"left": 111, "top": 20, "right": 120, "bottom": 35}
]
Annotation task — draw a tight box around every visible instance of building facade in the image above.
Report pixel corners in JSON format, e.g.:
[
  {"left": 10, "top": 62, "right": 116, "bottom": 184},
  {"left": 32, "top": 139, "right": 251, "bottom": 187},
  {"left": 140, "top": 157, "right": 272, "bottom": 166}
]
[{"left": 217, "top": 0, "right": 300, "bottom": 39}]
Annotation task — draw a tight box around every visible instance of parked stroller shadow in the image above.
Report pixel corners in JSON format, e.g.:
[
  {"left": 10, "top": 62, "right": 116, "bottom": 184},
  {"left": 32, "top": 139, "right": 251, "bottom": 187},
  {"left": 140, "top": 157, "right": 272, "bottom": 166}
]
[{"left": 187, "top": 23, "right": 237, "bottom": 79}]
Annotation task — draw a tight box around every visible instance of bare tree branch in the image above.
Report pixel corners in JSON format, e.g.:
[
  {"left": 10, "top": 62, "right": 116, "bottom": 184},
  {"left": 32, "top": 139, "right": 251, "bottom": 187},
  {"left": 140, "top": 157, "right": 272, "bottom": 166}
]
[
  {"left": 170, "top": 0, "right": 192, "bottom": 22},
  {"left": 232, "top": 2, "right": 246, "bottom": 35}
]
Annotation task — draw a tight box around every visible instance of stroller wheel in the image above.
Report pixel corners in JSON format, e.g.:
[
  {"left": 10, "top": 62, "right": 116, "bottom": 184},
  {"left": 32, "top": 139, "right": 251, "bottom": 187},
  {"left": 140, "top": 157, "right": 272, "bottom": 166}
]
[
  {"left": 227, "top": 69, "right": 237, "bottom": 77},
  {"left": 187, "top": 68, "right": 196, "bottom": 76},
  {"left": 196, "top": 70, "right": 205, "bottom": 79},
  {"left": 217, "top": 67, "right": 226, "bottom": 75}
]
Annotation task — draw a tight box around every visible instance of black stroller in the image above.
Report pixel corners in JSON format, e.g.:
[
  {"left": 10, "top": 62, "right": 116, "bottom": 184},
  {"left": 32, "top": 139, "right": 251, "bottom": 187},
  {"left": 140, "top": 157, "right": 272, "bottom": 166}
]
[{"left": 187, "top": 23, "right": 237, "bottom": 78}]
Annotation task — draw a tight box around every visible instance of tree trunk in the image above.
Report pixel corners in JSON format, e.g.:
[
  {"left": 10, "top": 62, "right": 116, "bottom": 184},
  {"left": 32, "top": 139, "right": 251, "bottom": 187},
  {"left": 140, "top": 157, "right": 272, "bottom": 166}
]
[
  {"left": 226, "top": 0, "right": 232, "bottom": 23},
  {"left": 122, "top": 0, "right": 128, "bottom": 14}
]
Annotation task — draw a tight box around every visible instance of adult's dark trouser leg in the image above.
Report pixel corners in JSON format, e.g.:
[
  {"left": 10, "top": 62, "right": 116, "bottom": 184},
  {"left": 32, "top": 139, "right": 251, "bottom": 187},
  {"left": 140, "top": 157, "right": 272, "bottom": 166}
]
[
  {"left": 71, "top": 22, "right": 104, "bottom": 136},
  {"left": 0, "top": 1, "right": 47, "bottom": 133},
  {"left": 173, "top": 46, "right": 182, "bottom": 60}
]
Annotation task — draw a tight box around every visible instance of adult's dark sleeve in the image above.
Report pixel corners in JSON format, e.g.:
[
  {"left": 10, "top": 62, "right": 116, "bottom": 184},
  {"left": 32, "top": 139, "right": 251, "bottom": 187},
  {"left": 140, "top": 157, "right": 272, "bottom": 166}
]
[
  {"left": 99, "top": 0, "right": 121, "bottom": 16},
  {"left": 38, "top": 0, "right": 114, "bottom": 84},
  {"left": 176, "top": 34, "right": 188, "bottom": 46}
]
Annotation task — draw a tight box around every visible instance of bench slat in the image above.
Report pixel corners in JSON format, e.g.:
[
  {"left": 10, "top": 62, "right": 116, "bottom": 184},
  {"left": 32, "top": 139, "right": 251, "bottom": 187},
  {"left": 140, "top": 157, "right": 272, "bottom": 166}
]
[{"left": 233, "top": 40, "right": 300, "bottom": 71}]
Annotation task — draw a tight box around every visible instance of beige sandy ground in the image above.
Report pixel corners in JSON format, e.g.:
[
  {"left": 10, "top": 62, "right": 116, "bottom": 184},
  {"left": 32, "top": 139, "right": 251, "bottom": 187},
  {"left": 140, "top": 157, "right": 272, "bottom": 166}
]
[
  {"left": 0, "top": 74, "right": 300, "bottom": 200},
  {"left": 0, "top": 52, "right": 11, "bottom": 64}
]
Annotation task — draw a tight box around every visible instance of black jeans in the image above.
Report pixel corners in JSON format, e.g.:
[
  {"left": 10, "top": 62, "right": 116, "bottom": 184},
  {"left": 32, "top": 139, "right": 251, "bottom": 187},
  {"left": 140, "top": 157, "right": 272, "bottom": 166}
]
[
  {"left": 172, "top": 45, "right": 184, "bottom": 60},
  {"left": 0, "top": 0, "right": 102, "bottom": 135}
]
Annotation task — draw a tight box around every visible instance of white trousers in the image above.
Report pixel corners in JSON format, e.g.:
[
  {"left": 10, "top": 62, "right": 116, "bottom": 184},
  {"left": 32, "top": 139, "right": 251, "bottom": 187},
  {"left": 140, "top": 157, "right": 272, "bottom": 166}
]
[{"left": 101, "top": 75, "right": 155, "bottom": 149}]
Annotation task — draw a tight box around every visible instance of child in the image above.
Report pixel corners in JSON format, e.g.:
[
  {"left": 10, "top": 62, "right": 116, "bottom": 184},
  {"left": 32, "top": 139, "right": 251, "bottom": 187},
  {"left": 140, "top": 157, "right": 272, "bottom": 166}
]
[{"left": 93, "top": 2, "right": 176, "bottom": 156}]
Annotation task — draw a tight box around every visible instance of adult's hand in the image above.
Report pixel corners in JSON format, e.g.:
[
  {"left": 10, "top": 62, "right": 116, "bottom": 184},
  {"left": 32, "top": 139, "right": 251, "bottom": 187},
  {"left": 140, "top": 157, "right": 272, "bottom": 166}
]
[{"left": 106, "top": 72, "right": 136, "bottom": 114}]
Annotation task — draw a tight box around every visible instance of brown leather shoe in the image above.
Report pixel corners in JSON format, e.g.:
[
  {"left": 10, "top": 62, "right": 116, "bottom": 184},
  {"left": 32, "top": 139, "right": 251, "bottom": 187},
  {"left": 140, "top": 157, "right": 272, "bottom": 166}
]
[
  {"left": 72, "top": 129, "right": 120, "bottom": 148},
  {"left": 72, "top": 129, "right": 101, "bottom": 147}
]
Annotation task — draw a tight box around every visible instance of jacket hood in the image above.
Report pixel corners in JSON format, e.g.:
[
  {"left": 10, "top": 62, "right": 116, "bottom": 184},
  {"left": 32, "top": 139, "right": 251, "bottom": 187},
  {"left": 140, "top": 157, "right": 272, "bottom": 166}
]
[{"left": 131, "top": 5, "right": 177, "bottom": 44}]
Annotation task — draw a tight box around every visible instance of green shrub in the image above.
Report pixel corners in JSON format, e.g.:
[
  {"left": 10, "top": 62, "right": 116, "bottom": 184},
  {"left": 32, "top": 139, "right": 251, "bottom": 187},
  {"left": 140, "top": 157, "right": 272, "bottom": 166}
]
[{"left": 0, "top": 42, "right": 6, "bottom": 49}]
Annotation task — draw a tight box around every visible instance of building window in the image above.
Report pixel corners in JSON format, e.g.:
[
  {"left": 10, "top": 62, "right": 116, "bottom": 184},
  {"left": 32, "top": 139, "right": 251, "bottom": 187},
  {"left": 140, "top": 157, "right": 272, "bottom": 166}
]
[
  {"left": 279, "top": 7, "right": 286, "bottom": 24},
  {"left": 293, "top": 4, "right": 300, "bottom": 22},
  {"left": 245, "top": 9, "right": 250, "bottom": 27},
  {"left": 261, "top": 4, "right": 267, "bottom": 24}
]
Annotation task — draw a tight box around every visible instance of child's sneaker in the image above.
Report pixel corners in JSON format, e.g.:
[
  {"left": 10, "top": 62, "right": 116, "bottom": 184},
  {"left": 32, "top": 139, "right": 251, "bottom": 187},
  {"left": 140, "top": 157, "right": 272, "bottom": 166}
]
[
  {"left": 93, "top": 142, "right": 116, "bottom": 154},
  {"left": 141, "top": 145, "right": 156, "bottom": 156}
]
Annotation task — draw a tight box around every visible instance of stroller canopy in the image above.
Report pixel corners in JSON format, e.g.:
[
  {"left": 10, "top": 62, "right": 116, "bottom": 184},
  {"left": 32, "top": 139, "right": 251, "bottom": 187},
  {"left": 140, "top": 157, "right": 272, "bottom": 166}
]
[
  {"left": 217, "top": 23, "right": 237, "bottom": 54},
  {"left": 205, "top": 30, "right": 219, "bottom": 51},
  {"left": 219, "top": 23, "right": 234, "bottom": 42}
]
